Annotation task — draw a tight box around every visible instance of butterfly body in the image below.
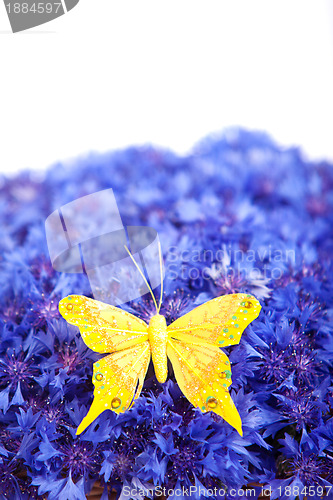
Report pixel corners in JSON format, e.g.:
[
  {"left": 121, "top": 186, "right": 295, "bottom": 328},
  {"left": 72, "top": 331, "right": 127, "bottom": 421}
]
[
  {"left": 148, "top": 314, "right": 168, "bottom": 383},
  {"left": 59, "top": 292, "right": 261, "bottom": 436}
]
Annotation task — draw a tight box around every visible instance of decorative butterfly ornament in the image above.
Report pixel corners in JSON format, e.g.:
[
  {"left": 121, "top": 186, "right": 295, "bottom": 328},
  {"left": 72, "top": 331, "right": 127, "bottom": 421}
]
[{"left": 59, "top": 245, "right": 261, "bottom": 436}]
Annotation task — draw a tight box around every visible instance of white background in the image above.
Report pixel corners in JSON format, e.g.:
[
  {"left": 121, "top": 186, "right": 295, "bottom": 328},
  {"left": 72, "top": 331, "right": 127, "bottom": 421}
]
[{"left": 1, "top": 1, "right": 333, "bottom": 174}]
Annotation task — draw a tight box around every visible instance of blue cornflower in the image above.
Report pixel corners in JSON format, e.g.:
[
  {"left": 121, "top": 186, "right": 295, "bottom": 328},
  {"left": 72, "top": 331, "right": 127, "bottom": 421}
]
[
  {"left": 267, "top": 432, "right": 333, "bottom": 500},
  {"left": 28, "top": 293, "right": 60, "bottom": 328}
]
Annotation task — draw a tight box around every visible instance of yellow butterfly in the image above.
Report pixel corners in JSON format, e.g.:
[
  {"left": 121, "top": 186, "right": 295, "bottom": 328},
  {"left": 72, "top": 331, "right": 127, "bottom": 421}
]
[{"left": 58, "top": 244, "right": 261, "bottom": 436}]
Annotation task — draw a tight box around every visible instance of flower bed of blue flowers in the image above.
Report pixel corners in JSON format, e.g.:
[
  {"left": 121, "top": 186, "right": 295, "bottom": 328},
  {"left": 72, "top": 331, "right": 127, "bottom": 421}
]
[{"left": 0, "top": 129, "right": 332, "bottom": 500}]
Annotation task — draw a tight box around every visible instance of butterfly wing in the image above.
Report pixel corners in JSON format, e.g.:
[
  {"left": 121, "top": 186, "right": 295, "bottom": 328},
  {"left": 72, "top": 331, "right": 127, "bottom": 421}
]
[
  {"left": 167, "top": 293, "right": 261, "bottom": 348},
  {"left": 59, "top": 295, "right": 148, "bottom": 352},
  {"left": 77, "top": 341, "right": 151, "bottom": 434},
  {"left": 167, "top": 338, "right": 242, "bottom": 434},
  {"left": 59, "top": 295, "right": 150, "bottom": 434},
  {"left": 167, "top": 293, "right": 261, "bottom": 435}
]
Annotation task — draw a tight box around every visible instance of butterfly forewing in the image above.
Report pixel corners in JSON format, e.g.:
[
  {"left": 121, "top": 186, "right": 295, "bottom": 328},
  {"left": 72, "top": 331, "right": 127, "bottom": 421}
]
[
  {"left": 59, "top": 295, "right": 148, "bottom": 353},
  {"left": 167, "top": 293, "right": 261, "bottom": 348},
  {"left": 76, "top": 341, "right": 151, "bottom": 434}
]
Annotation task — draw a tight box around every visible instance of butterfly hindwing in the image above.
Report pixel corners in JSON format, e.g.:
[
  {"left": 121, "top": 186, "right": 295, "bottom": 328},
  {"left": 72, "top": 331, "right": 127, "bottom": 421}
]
[
  {"left": 76, "top": 341, "right": 151, "bottom": 434},
  {"left": 59, "top": 295, "right": 148, "bottom": 353},
  {"left": 167, "top": 293, "right": 261, "bottom": 348},
  {"left": 167, "top": 338, "right": 242, "bottom": 435}
]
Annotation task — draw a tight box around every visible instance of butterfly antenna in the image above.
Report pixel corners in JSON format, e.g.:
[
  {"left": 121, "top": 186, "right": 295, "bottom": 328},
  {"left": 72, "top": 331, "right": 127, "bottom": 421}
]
[
  {"left": 157, "top": 239, "right": 163, "bottom": 313},
  {"left": 124, "top": 245, "right": 158, "bottom": 313}
]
